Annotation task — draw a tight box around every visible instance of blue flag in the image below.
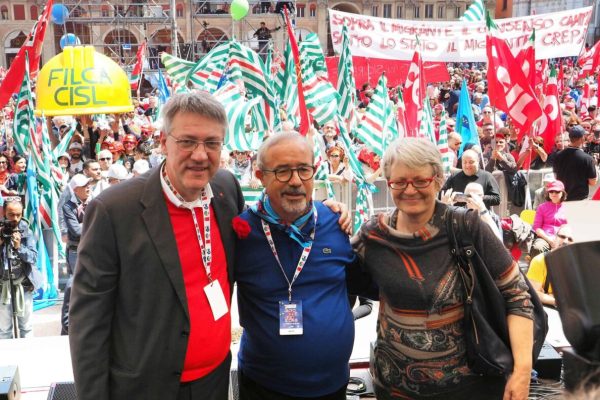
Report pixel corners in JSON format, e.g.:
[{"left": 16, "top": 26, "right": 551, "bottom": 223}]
[
  {"left": 455, "top": 79, "right": 480, "bottom": 156},
  {"left": 157, "top": 67, "right": 171, "bottom": 105}
]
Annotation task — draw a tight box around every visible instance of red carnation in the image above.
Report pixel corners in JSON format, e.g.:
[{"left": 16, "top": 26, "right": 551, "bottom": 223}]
[{"left": 232, "top": 216, "right": 251, "bottom": 239}]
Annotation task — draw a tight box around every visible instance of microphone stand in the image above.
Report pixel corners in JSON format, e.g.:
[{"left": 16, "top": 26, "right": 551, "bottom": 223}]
[{"left": 2, "top": 235, "right": 19, "bottom": 339}]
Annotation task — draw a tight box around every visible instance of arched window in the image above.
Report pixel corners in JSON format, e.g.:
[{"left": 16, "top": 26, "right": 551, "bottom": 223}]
[
  {"left": 30, "top": 5, "right": 38, "bottom": 20},
  {"left": 176, "top": 3, "right": 184, "bottom": 17},
  {"left": 309, "top": 3, "right": 316, "bottom": 17},
  {"left": 101, "top": 5, "right": 109, "bottom": 17},
  {"left": 1, "top": 5, "right": 9, "bottom": 20}
]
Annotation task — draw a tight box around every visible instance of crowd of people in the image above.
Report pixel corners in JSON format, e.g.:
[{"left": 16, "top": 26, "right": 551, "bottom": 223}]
[{"left": 0, "top": 52, "right": 598, "bottom": 399}]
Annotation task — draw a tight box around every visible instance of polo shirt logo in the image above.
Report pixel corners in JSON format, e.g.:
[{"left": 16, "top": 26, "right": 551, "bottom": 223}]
[{"left": 323, "top": 248, "right": 332, "bottom": 254}]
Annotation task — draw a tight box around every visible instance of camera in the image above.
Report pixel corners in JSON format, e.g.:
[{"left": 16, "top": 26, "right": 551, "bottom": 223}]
[
  {"left": 0, "top": 220, "right": 18, "bottom": 240},
  {"left": 453, "top": 192, "right": 470, "bottom": 203}
]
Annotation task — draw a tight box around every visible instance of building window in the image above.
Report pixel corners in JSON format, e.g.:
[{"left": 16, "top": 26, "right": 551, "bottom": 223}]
[
  {"left": 101, "top": 5, "right": 109, "bottom": 17},
  {"left": 396, "top": 5, "right": 402, "bottom": 18},
  {"left": 413, "top": 6, "right": 420, "bottom": 18},
  {"left": 297, "top": 4, "right": 305, "bottom": 18},
  {"left": 176, "top": 3, "right": 183, "bottom": 17},
  {"left": 13, "top": 4, "right": 25, "bottom": 20},
  {"left": 503, "top": 0, "right": 508, "bottom": 10},
  {"left": 382, "top": 4, "right": 392, "bottom": 18},
  {"left": 30, "top": 5, "right": 38, "bottom": 19},
  {"left": 438, "top": 5, "right": 444, "bottom": 19},
  {"left": 309, "top": 4, "right": 316, "bottom": 17},
  {"left": 455, "top": 6, "right": 461, "bottom": 18},
  {"left": 425, "top": 4, "right": 433, "bottom": 18},
  {"left": 372, "top": 5, "right": 378, "bottom": 16},
  {"left": 1, "top": 5, "right": 8, "bottom": 19}
]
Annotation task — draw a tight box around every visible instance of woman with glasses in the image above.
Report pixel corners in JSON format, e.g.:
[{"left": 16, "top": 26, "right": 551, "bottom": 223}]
[
  {"left": 530, "top": 180, "right": 568, "bottom": 259},
  {"left": 325, "top": 146, "right": 352, "bottom": 184},
  {"left": 349, "top": 137, "right": 534, "bottom": 400},
  {"left": 0, "top": 155, "right": 11, "bottom": 188}
]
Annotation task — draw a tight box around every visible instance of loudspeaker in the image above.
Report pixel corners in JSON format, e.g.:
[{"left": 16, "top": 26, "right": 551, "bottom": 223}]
[
  {"left": 0, "top": 365, "right": 20, "bottom": 400},
  {"left": 46, "top": 382, "right": 77, "bottom": 400},
  {"left": 533, "top": 342, "right": 563, "bottom": 380}
]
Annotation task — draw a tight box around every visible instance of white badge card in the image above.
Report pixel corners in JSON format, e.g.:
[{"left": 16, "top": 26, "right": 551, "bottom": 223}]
[
  {"left": 204, "top": 280, "right": 228, "bottom": 321},
  {"left": 279, "top": 300, "right": 303, "bottom": 335}
]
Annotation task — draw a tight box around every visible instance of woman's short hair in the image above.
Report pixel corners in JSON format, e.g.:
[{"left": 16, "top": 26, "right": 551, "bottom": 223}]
[
  {"left": 326, "top": 145, "right": 345, "bottom": 161},
  {"left": 383, "top": 138, "right": 444, "bottom": 183},
  {"left": 161, "top": 91, "right": 227, "bottom": 136}
]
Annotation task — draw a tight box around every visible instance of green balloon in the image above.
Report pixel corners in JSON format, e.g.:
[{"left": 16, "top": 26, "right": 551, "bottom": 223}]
[{"left": 230, "top": 0, "right": 249, "bottom": 21}]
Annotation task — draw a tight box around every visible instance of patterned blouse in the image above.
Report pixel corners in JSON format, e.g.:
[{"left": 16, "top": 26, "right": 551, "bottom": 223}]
[{"left": 351, "top": 201, "right": 534, "bottom": 399}]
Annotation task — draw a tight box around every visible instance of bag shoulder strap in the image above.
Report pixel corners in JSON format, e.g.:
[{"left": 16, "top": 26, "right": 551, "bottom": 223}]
[{"left": 446, "top": 207, "right": 476, "bottom": 298}]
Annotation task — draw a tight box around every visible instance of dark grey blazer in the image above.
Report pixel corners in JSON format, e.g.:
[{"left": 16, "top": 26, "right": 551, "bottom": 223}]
[{"left": 69, "top": 166, "right": 245, "bottom": 400}]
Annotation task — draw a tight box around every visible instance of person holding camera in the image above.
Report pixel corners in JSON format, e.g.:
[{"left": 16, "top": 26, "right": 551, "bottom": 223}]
[{"left": 0, "top": 197, "right": 40, "bottom": 339}]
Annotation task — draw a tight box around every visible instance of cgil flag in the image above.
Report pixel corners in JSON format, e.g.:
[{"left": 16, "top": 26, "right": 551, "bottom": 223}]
[
  {"left": 0, "top": 0, "right": 53, "bottom": 107},
  {"left": 486, "top": 13, "right": 542, "bottom": 140},
  {"left": 130, "top": 40, "right": 147, "bottom": 90},
  {"left": 537, "top": 66, "right": 563, "bottom": 155},
  {"left": 403, "top": 38, "right": 425, "bottom": 137}
]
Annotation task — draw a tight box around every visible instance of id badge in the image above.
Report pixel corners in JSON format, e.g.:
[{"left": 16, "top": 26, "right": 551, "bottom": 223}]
[
  {"left": 204, "top": 279, "right": 228, "bottom": 321},
  {"left": 279, "top": 300, "right": 303, "bottom": 335}
]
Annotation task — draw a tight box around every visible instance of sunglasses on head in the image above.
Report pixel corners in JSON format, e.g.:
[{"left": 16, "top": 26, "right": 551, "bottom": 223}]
[{"left": 557, "top": 234, "right": 574, "bottom": 242}]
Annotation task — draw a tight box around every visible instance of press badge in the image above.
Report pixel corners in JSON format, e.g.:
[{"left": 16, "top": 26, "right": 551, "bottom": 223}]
[
  {"left": 279, "top": 300, "right": 303, "bottom": 335},
  {"left": 204, "top": 280, "right": 228, "bottom": 321}
]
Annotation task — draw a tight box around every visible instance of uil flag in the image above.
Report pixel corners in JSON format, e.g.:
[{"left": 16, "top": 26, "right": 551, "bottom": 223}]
[
  {"left": 403, "top": 38, "right": 425, "bottom": 137},
  {"left": 455, "top": 79, "right": 479, "bottom": 156},
  {"left": 538, "top": 66, "right": 562, "bottom": 155},
  {"left": 0, "top": 0, "right": 53, "bottom": 107},
  {"left": 130, "top": 40, "right": 147, "bottom": 90},
  {"left": 486, "top": 13, "right": 542, "bottom": 139}
]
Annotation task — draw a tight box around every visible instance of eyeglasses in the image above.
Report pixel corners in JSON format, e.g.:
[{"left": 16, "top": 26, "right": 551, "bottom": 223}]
[
  {"left": 168, "top": 134, "right": 223, "bottom": 153},
  {"left": 557, "top": 234, "right": 574, "bottom": 242},
  {"left": 548, "top": 190, "right": 561, "bottom": 194},
  {"left": 0, "top": 161, "right": 7, "bottom": 164},
  {"left": 99, "top": 157, "right": 112, "bottom": 161},
  {"left": 388, "top": 176, "right": 436, "bottom": 190},
  {"left": 330, "top": 154, "right": 340, "bottom": 158},
  {"left": 261, "top": 166, "right": 315, "bottom": 182},
  {"left": 483, "top": 111, "right": 492, "bottom": 114}
]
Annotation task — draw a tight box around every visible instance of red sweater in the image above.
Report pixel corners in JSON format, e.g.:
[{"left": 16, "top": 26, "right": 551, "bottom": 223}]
[{"left": 166, "top": 198, "right": 231, "bottom": 382}]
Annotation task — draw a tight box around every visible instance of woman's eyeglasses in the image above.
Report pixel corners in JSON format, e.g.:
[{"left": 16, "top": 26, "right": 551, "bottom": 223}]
[
  {"left": 330, "top": 154, "right": 340, "bottom": 158},
  {"left": 388, "top": 176, "right": 436, "bottom": 190}
]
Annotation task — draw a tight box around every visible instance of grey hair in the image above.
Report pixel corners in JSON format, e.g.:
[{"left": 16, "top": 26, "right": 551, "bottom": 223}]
[
  {"left": 256, "top": 132, "right": 314, "bottom": 170},
  {"left": 382, "top": 137, "right": 444, "bottom": 182},
  {"left": 161, "top": 91, "right": 227, "bottom": 136}
]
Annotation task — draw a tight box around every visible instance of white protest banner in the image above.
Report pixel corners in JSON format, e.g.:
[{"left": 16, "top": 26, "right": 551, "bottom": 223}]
[{"left": 329, "top": 7, "right": 592, "bottom": 62}]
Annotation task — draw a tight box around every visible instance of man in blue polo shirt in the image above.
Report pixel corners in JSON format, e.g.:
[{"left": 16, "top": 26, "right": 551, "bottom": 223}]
[{"left": 234, "top": 132, "right": 355, "bottom": 399}]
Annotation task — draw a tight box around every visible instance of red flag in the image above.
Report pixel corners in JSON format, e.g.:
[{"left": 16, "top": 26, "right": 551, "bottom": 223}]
[
  {"left": 130, "top": 40, "right": 147, "bottom": 90},
  {"left": 577, "top": 40, "right": 600, "bottom": 79},
  {"left": 557, "top": 61, "right": 564, "bottom": 95},
  {"left": 283, "top": 7, "right": 310, "bottom": 136},
  {"left": 402, "top": 43, "right": 424, "bottom": 137},
  {"left": 538, "top": 67, "right": 562, "bottom": 155},
  {"left": 0, "top": 0, "right": 53, "bottom": 107},
  {"left": 515, "top": 31, "right": 535, "bottom": 90},
  {"left": 487, "top": 33, "right": 542, "bottom": 140}
]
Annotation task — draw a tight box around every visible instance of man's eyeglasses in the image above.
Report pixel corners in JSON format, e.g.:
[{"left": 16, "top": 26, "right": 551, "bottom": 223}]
[
  {"left": 557, "top": 234, "right": 574, "bottom": 242},
  {"left": 261, "top": 166, "right": 315, "bottom": 182},
  {"left": 99, "top": 157, "right": 112, "bottom": 161},
  {"left": 168, "top": 134, "right": 223, "bottom": 153},
  {"left": 388, "top": 176, "right": 436, "bottom": 190},
  {"left": 0, "top": 161, "right": 7, "bottom": 164}
]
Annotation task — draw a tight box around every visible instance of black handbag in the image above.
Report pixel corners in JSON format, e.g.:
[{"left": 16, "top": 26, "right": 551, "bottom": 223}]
[{"left": 446, "top": 207, "right": 548, "bottom": 376}]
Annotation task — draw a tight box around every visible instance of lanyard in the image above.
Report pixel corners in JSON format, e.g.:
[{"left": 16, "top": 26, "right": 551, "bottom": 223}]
[
  {"left": 189, "top": 193, "right": 213, "bottom": 282},
  {"left": 260, "top": 208, "right": 317, "bottom": 301},
  {"left": 162, "top": 167, "right": 213, "bottom": 282}
]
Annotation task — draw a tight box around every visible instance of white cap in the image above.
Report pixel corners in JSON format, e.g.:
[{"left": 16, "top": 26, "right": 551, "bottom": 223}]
[
  {"left": 69, "top": 174, "right": 92, "bottom": 189},
  {"left": 107, "top": 164, "right": 130, "bottom": 180},
  {"left": 132, "top": 159, "right": 150, "bottom": 175}
]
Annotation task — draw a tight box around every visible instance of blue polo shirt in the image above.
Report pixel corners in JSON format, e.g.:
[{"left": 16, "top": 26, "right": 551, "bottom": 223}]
[{"left": 235, "top": 202, "right": 356, "bottom": 397}]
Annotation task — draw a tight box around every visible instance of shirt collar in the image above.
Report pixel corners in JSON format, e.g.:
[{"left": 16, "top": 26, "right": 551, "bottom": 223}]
[{"left": 160, "top": 164, "right": 213, "bottom": 209}]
